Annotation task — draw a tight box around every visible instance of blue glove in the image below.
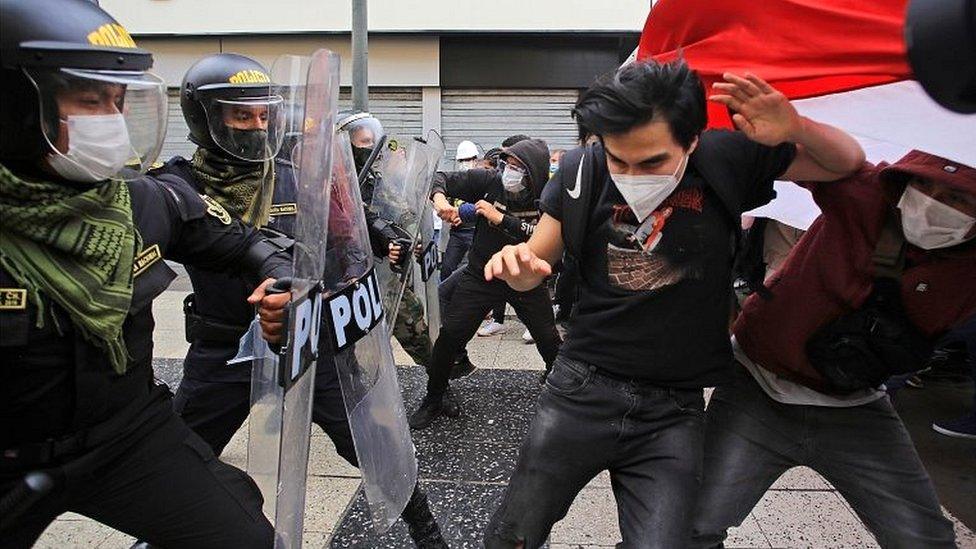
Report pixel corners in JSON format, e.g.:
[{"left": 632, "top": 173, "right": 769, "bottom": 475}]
[{"left": 458, "top": 202, "right": 477, "bottom": 223}]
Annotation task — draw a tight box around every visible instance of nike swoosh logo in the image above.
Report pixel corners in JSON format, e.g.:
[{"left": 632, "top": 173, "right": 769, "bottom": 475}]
[{"left": 566, "top": 157, "right": 583, "bottom": 199}]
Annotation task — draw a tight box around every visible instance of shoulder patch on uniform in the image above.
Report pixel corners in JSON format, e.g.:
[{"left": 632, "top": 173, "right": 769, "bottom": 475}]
[
  {"left": 269, "top": 203, "right": 298, "bottom": 216},
  {"left": 0, "top": 288, "right": 27, "bottom": 310},
  {"left": 133, "top": 244, "right": 162, "bottom": 277},
  {"left": 200, "top": 194, "right": 232, "bottom": 225},
  {"left": 149, "top": 160, "right": 165, "bottom": 170}
]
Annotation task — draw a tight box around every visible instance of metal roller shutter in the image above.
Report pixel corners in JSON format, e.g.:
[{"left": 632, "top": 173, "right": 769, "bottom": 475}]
[
  {"left": 441, "top": 89, "right": 580, "bottom": 162},
  {"left": 339, "top": 87, "right": 424, "bottom": 142},
  {"left": 160, "top": 87, "right": 423, "bottom": 162}
]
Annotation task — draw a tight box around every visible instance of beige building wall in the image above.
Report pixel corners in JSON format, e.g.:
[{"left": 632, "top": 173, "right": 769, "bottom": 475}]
[
  {"left": 140, "top": 35, "right": 439, "bottom": 88},
  {"left": 102, "top": 0, "right": 648, "bottom": 35}
]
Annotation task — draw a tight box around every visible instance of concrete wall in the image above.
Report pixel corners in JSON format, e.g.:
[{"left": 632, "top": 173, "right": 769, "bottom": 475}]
[
  {"left": 101, "top": 0, "right": 649, "bottom": 35},
  {"left": 140, "top": 35, "right": 439, "bottom": 87}
]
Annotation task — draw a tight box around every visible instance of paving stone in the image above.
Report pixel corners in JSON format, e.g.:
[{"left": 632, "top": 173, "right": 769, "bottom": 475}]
[
  {"left": 35, "top": 519, "right": 128, "bottom": 548},
  {"left": 725, "top": 512, "right": 771, "bottom": 548},
  {"left": 303, "top": 477, "right": 362, "bottom": 536},
  {"left": 752, "top": 490, "right": 878, "bottom": 548},
  {"left": 550, "top": 487, "right": 621, "bottom": 546},
  {"left": 770, "top": 466, "right": 833, "bottom": 491}
]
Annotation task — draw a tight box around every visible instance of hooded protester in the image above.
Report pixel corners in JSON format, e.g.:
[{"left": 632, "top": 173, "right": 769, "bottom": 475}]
[
  {"left": 0, "top": 1, "right": 293, "bottom": 545},
  {"left": 409, "top": 137, "right": 563, "bottom": 429},
  {"left": 691, "top": 151, "right": 975, "bottom": 548}
]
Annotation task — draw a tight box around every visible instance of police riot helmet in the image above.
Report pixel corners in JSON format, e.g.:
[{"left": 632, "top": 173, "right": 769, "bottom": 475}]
[
  {"left": 180, "top": 53, "right": 286, "bottom": 162},
  {"left": 0, "top": 0, "right": 168, "bottom": 181},
  {"left": 336, "top": 111, "right": 385, "bottom": 170}
]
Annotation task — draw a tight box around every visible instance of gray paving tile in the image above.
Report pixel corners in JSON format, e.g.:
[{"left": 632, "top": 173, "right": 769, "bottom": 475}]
[
  {"left": 769, "top": 466, "right": 833, "bottom": 491},
  {"left": 550, "top": 487, "right": 620, "bottom": 546},
  {"left": 752, "top": 490, "right": 878, "bottom": 548}
]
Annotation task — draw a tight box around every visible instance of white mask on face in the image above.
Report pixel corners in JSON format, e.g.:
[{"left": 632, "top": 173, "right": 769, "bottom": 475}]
[
  {"left": 502, "top": 165, "right": 526, "bottom": 193},
  {"left": 47, "top": 114, "right": 135, "bottom": 183},
  {"left": 897, "top": 185, "right": 976, "bottom": 250},
  {"left": 610, "top": 153, "right": 689, "bottom": 222}
]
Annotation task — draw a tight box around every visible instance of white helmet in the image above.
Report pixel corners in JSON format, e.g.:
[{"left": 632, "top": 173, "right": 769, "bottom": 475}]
[{"left": 455, "top": 140, "right": 479, "bottom": 160}]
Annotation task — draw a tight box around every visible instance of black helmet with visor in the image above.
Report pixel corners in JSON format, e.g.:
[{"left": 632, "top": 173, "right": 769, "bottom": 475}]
[
  {"left": 0, "top": 0, "right": 168, "bottom": 181},
  {"left": 180, "top": 53, "right": 286, "bottom": 162}
]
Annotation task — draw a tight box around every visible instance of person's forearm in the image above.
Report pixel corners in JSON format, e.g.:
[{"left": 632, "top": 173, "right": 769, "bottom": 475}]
[
  {"left": 527, "top": 214, "right": 564, "bottom": 266},
  {"left": 791, "top": 116, "right": 865, "bottom": 176},
  {"left": 432, "top": 192, "right": 451, "bottom": 211}
]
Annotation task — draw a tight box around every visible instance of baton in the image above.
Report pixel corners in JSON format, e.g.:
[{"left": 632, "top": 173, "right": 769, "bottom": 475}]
[
  {"left": 357, "top": 134, "right": 389, "bottom": 188},
  {"left": 0, "top": 471, "right": 56, "bottom": 531}
]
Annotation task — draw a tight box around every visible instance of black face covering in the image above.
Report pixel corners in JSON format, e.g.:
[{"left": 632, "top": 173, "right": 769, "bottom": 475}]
[
  {"left": 226, "top": 128, "right": 269, "bottom": 160},
  {"left": 352, "top": 145, "right": 373, "bottom": 172}
]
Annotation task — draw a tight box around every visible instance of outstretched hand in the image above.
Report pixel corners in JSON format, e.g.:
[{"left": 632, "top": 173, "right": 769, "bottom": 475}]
[
  {"left": 709, "top": 72, "right": 803, "bottom": 146},
  {"left": 484, "top": 243, "right": 552, "bottom": 292}
]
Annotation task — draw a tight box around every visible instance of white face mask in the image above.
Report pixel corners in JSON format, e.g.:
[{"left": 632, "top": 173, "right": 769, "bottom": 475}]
[
  {"left": 610, "top": 154, "right": 689, "bottom": 222},
  {"left": 502, "top": 165, "right": 526, "bottom": 194},
  {"left": 897, "top": 185, "right": 976, "bottom": 250},
  {"left": 46, "top": 114, "right": 135, "bottom": 183}
]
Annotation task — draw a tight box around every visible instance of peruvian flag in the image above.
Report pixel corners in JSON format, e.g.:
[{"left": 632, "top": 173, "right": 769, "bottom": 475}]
[{"left": 637, "top": 0, "right": 976, "bottom": 169}]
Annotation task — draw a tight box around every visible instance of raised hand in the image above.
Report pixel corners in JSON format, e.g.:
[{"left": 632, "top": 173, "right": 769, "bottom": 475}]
[{"left": 709, "top": 72, "right": 803, "bottom": 146}]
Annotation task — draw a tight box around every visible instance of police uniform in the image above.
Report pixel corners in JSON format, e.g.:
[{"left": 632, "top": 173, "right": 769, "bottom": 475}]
[
  {"left": 360, "top": 168, "right": 434, "bottom": 367},
  {"left": 153, "top": 157, "right": 359, "bottom": 465},
  {"left": 0, "top": 173, "right": 286, "bottom": 548}
]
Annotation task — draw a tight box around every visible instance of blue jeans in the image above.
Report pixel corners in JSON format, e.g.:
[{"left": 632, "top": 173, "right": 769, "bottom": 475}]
[
  {"left": 485, "top": 356, "right": 705, "bottom": 548},
  {"left": 691, "top": 366, "right": 955, "bottom": 549}
]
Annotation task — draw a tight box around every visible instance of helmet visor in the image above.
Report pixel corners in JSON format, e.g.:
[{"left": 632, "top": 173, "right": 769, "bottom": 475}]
[
  {"left": 202, "top": 94, "right": 286, "bottom": 161},
  {"left": 26, "top": 67, "right": 167, "bottom": 181}
]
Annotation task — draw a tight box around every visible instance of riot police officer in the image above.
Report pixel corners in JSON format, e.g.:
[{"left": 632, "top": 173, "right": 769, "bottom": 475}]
[
  {"left": 0, "top": 1, "right": 290, "bottom": 546},
  {"left": 337, "top": 111, "right": 441, "bottom": 371},
  {"left": 155, "top": 56, "right": 448, "bottom": 548}
]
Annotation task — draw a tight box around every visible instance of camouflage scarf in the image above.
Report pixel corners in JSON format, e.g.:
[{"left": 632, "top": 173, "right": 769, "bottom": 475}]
[
  {"left": 190, "top": 147, "right": 275, "bottom": 226},
  {"left": 0, "top": 164, "right": 140, "bottom": 373}
]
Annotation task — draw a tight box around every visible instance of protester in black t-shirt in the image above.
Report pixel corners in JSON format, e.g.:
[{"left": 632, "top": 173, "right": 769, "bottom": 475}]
[{"left": 480, "top": 60, "right": 865, "bottom": 548}]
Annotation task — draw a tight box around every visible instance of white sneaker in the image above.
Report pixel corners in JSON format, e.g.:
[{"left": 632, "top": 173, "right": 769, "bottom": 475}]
[
  {"left": 477, "top": 321, "right": 508, "bottom": 337},
  {"left": 522, "top": 328, "right": 534, "bottom": 343}
]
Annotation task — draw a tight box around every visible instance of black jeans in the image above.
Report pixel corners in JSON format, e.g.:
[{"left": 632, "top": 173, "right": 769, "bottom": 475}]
[
  {"left": 440, "top": 227, "right": 473, "bottom": 282},
  {"left": 691, "top": 366, "right": 956, "bottom": 549},
  {"left": 427, "top": 268, "right": 560, "bottom": 396},
  {"left": 0, "top": 409, "right": 272, "bottom": 549},
  {"left": 485, "top": 357, "right": 705, "bottom": 548},
  {"left": 175, "top": 357, "right": 357, "bottom": 465}
]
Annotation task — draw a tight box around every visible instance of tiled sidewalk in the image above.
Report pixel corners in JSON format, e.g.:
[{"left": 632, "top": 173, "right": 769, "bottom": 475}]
[{"left": 33, "top": 288, "right": 976, "bottom": 548}]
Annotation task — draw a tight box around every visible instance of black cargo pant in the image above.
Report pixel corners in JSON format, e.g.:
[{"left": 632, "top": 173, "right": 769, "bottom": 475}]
[
  {"left": 175, "top": 355, "right": 356, "bottom": 464},
  {"left": 0, "top": 404, "right": 272, "bottom": 549},
  {"left": 485, "top": 356, "right": 706, "bottom": 548},
  {"left": 690, "top": 366, "right": 956, "bottom": 549},
  {"left": 427, "top": 267, "right": 561, "bottom": 396}
]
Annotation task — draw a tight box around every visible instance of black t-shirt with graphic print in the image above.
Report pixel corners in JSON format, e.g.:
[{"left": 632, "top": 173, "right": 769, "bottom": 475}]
[{"left": 540, "top": 130, "right": 796, "bottom": 387}]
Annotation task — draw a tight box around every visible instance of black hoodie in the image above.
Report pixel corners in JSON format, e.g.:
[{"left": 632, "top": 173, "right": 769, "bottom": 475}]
[{"left": 431, "top": 138, "right": 550, "bottom": 272}]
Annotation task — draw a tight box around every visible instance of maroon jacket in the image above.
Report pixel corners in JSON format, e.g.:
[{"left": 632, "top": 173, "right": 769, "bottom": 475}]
[{"left": 734, "top": 151, "right": 976, "bottom": 392}]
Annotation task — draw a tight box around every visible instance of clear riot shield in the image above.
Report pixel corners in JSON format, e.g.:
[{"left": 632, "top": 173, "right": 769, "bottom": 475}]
[
  {"left": 370, "top": 132, "right": 445, "bottom": 332},
  {"left": 246, "top": 49, "right": 339, "bottom": 549},
  {"left": 323, "top": 132, "right": 418, "bottom": 532},
  {"left": 411, "top": 132, "right": 446, "bottom": 344}
]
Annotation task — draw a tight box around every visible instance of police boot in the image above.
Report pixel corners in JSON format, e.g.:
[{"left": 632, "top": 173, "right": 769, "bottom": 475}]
[{"left": 401, "top": 484, "right": 448, "bottom": 548}]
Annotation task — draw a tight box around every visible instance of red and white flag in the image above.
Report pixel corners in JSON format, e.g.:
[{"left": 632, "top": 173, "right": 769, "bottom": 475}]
[{"left": 637, "top": 0, "right": 976, "bottom": 168}]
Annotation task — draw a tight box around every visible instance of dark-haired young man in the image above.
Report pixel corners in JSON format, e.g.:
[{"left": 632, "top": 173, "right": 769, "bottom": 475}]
[{"left": 481, "top": 60, "right": 864, "bottom": 548}]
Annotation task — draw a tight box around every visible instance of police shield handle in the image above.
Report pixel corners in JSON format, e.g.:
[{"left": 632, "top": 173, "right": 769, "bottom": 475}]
[
  {"left": 485, "top": 243, "right": 552, "bottom": 292},
  {"left": 248, "top": 277, "right": 291, "bottom": 345}
]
